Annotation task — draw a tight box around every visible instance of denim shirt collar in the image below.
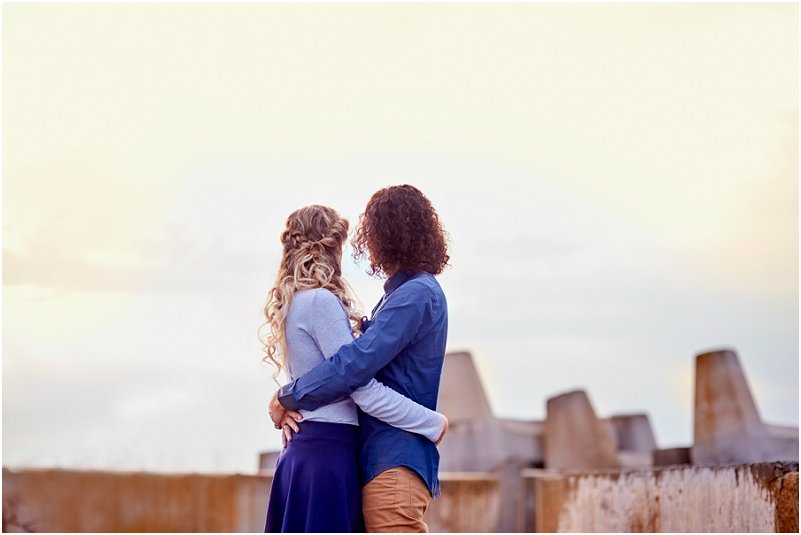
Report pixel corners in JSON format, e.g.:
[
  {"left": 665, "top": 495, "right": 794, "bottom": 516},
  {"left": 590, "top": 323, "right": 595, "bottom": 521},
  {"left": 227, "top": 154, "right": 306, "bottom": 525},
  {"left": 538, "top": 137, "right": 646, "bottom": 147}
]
[{"left": 383, "top": 269, "right": 419, "bottom": 294}]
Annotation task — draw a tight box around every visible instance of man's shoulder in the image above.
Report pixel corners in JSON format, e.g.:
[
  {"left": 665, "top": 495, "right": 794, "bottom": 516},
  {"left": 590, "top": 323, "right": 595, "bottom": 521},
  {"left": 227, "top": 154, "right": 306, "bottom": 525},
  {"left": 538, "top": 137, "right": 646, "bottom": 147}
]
[{"left": 397, "top": 272, "right": 445, "bottom": 301}]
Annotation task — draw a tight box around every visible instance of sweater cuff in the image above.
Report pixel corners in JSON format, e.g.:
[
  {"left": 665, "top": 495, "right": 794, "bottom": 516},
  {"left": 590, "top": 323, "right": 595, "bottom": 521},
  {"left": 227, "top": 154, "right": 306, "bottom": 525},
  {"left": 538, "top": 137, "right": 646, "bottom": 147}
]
[{"left": 426, "top": 413, "right": 448, "bottom": 443}]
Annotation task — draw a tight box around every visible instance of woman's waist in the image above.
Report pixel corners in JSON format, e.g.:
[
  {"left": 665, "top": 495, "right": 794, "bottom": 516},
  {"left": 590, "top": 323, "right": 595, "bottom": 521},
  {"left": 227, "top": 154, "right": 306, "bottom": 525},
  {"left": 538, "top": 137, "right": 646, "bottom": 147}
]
[
  {"left": 299, "top": 398, "right": 359, "bottom": 425},
  {"left": 283, "top": 420, "right": 360, "bottom": 445}
]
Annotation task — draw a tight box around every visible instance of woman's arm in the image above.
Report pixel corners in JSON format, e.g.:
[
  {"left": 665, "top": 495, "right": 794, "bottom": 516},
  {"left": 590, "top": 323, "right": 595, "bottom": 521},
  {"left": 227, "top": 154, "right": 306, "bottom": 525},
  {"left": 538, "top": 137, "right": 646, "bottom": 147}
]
[
  {"left": 277, "top": 282, "right": 429, "bottom": 411},
  {"left": 310, "top": 289, "right": 447, "bottom": 443},
  {"left": 349, "top": 378, "right": 447, "bottom": 443}
]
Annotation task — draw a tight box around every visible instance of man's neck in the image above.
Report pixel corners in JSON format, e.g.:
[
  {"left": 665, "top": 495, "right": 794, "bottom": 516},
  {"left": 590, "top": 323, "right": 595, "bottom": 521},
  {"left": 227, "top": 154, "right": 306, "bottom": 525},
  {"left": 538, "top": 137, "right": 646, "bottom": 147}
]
[{"left": 383, "top": 269, "right": 420, "bottom": 294}]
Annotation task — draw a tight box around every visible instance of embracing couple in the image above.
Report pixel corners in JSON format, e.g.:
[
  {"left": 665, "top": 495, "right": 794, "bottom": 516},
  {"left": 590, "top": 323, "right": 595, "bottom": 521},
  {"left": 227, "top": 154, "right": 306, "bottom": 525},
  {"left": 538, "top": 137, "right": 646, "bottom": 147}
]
[{"left": 262, "top": 185, "right": 450, "bottom": 533}]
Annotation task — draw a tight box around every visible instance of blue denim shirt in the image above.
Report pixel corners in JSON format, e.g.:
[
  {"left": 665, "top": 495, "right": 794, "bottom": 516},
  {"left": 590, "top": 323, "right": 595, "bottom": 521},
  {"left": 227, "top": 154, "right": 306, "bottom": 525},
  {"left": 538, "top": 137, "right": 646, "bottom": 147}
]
[{"left": 277, "top": 270, "right": 448, "bottom": 497}]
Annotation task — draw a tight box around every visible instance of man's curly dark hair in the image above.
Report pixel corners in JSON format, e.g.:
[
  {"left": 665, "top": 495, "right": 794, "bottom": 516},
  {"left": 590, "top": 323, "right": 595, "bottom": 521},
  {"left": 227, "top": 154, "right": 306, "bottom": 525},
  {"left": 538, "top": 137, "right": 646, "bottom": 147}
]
[{"left": 352, "top": 185, "right": 450, "bottom": 277}]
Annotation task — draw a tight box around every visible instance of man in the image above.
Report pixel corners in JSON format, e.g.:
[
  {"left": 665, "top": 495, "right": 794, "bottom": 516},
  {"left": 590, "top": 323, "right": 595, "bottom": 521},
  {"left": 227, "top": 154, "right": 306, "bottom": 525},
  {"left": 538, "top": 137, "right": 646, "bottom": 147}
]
[{"left": 268, "top": 184, "right": 450, "bottom": 532}]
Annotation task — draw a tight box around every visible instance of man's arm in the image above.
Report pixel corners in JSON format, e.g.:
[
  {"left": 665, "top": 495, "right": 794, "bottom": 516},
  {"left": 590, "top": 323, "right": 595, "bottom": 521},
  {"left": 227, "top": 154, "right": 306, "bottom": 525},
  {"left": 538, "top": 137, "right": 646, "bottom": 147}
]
[{"left": 277, "top": 282, "right": 429, "bottom": 412}]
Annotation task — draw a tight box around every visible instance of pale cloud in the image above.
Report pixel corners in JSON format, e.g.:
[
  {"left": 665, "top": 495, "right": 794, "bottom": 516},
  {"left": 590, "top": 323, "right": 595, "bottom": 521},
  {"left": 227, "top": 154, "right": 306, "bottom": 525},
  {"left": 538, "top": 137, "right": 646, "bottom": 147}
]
[{"left": 3, "top": 3, "right": 797, "bottom": 473}]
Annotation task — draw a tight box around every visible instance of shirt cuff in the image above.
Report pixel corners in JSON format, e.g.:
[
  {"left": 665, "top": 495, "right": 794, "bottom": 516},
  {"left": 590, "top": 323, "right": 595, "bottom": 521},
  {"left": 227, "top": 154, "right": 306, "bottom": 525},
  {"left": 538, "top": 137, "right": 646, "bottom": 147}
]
[{"left": 277, "top": 381, "right": 302, "bottom": 411}]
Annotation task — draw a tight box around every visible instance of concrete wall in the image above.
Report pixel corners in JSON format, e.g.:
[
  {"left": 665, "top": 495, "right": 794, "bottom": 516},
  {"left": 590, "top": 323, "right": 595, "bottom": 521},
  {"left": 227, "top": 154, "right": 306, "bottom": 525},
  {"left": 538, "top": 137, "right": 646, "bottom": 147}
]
[
  {"left": 2, "top": 468, "right": 271, "bottom": 532},
  {"left": 2, "top": 468, "right": 499, "bottom": 533},
  {"left": 5, "top": 463, "right": 798, "bottom": 533},
  {"left": 526, "top": 462, "right": 799, "bottom": 533},
  {"left": 425, "top": 473, "right": 500, "bottom": 533}
]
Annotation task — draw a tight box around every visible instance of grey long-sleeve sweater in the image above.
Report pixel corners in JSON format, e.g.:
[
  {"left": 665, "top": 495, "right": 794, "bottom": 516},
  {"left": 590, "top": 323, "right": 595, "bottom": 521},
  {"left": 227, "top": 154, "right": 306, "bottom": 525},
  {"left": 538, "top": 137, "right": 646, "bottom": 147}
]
[{"left": 283, "top": 287, "right": 447, "bottom": 443}]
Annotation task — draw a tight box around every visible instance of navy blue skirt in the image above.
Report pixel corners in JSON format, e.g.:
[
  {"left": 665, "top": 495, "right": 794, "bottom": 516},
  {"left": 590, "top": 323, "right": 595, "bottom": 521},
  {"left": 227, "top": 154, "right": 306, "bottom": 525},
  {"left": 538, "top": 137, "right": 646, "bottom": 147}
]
[{"left": 265, "top": 421, "right": 365, "bottom": 533}]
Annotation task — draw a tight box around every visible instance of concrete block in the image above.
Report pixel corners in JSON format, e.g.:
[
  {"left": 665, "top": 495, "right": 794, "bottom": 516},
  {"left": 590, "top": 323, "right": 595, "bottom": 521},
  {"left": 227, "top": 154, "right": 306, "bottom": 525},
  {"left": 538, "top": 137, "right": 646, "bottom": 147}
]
[
  {"left": 608, "top": 414, "right": 658, "bottom": 452},
  {"left": 436, "top": 352, "right": 545, "bottom": 532},
  {"left": 544, "top": 390, "right": 620, "bottom": 470},
  {"left": 437, "top": 351, "right": 494, "bottom": 425},
  {"left": 617, "top": 451, "right": 654, "bottom": 468},
  {"left": 653, "top": 447, "right": 692, "bottom": 466},
  {"left": 692, "top": 349, "right": 798, "bottom": 464}
]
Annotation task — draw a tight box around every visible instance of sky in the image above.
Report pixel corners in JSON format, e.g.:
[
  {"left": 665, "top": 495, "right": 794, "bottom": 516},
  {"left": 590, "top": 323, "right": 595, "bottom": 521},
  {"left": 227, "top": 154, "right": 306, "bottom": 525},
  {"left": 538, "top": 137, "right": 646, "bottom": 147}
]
[{"left": 3, "top": 3, "right": 798, "bottom": 474}]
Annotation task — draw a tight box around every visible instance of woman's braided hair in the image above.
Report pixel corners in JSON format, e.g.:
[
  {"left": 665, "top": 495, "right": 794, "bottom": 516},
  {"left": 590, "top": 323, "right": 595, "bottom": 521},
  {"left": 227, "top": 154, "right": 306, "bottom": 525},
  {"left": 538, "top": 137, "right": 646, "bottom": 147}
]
[{"left": 259, "top": 205, "right": 362, "bottom": 382}]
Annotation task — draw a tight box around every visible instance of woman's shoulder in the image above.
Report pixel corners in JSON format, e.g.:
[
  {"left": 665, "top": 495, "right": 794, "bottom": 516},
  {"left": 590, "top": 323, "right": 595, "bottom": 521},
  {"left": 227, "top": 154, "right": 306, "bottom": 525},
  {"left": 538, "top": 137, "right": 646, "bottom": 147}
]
[
  {"left": 311, "top": 287, "right": 347, "bottom": 310},
  {"left": 290, "top": 288, "right": 350, "bottom": 337},
  {"left": 293, "top": 287, "right": 346, "bottom": 313}
]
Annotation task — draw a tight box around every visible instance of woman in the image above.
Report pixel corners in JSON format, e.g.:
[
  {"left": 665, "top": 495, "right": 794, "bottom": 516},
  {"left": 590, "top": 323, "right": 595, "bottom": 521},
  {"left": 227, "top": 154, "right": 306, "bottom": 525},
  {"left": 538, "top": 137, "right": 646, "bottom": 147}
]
[{"left": 261, "top": 205, "right": 448, "bottom": 533}]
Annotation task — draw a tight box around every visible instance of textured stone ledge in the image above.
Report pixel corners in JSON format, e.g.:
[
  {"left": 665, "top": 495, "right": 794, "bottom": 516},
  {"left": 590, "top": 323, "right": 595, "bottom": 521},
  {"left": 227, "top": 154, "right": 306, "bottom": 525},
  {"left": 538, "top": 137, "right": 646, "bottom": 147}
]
[
  {"left": 1, "top": 468, "right": 500, "bottom": 533},
  {"left": 525, "top": 461, "right": 799, "bottom": 533}
]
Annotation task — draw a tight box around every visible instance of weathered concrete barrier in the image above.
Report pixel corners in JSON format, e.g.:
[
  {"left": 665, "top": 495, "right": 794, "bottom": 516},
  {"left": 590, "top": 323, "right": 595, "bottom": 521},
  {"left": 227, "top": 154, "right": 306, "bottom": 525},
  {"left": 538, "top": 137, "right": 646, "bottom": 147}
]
[
  {"left": 544, "top": 390, "right": 620, "bottom": 470},
  {"left": 437, "top": 352, "right": 541, "bottom": 532},
  {"left": 2, "top": 468, "right": 272, "bottom": 532},
  {"left": 693, "top": 349, "right": 799, "bottom": 465},
  {"left": 1, "top": 468, "right": 499, "bottom": 533},
  {"left": 524, "top": 462, "right": 799, "bottom": 532},
  {"left": 424, "top": 473, "right": 500, "bottom": 532}
]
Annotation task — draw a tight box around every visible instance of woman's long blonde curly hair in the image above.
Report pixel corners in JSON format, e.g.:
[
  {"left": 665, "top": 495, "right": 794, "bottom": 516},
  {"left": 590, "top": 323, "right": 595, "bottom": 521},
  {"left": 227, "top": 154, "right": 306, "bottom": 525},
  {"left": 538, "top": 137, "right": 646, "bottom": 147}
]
[{"left": 259, "top": 205, "right": 362, "bottom": 382}]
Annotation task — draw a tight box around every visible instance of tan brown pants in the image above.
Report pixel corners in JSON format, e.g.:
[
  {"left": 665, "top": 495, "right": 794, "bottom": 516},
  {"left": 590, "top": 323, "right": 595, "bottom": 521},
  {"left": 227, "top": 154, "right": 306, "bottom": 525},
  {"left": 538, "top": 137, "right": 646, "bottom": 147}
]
[{"left": 362, "top": 466, "right": 432, "bottom": 533}]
